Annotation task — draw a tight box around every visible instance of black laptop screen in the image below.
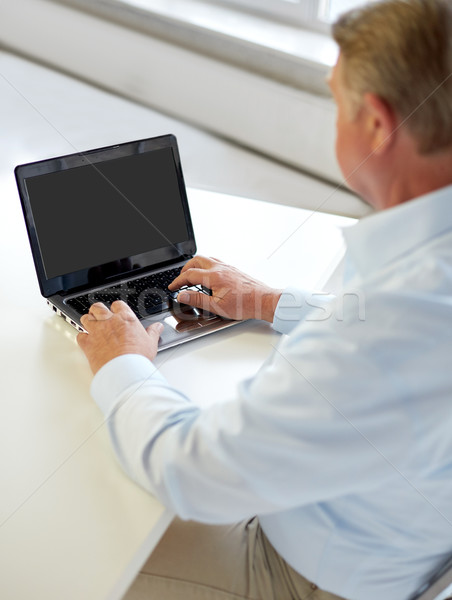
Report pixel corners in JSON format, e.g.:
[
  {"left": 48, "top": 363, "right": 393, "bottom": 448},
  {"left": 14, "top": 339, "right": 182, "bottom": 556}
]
[{"left": 24, "top": 147, "right": 190, "bottom": 280}]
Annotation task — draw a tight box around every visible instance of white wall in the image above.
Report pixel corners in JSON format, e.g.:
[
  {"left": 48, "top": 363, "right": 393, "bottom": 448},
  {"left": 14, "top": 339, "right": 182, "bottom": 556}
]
[{"left": 0, "top": 0, "right": 343, "bottom": 186}]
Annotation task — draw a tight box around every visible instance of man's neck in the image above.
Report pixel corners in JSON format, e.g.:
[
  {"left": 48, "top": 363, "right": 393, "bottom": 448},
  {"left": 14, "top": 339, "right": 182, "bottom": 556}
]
[{"left": 374, "top": 146, "right": 452, "bottom": 211}]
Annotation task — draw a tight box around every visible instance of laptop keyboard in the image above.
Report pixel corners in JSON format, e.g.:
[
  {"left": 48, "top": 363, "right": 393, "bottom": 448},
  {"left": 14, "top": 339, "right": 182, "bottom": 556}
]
[{"left": 66, "top": 266, "right": 183, "bottom": 319}]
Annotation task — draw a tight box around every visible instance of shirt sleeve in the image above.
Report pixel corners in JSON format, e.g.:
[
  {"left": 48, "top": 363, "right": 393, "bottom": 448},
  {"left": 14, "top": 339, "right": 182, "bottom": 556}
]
[
  {"left": 91, "top": 301, "right": 411, "bottom": 524},
  {"left": 272, "top": 286, "right": 337, "bottom": 334}
]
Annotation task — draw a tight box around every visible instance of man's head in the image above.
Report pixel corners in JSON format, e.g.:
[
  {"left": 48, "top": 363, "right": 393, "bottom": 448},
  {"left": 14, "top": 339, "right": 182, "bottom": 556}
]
[
  {"left": 332, "top": 0, "right": 452, "bottom": 155},
  {"left": 329, "top": 0, "right": 452, "bottom": 209}
]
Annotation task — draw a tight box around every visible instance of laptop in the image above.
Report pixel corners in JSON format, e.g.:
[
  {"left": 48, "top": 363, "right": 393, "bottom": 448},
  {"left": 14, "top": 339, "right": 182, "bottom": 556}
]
[{"left": 15, "top": 134, "right": 240, "bottom": 351}]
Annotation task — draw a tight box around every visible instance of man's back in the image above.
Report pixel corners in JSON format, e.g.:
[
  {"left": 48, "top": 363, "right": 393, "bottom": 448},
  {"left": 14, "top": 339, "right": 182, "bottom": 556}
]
[{"left": 259, "top": 185, "right": 452, "bottom": 599}]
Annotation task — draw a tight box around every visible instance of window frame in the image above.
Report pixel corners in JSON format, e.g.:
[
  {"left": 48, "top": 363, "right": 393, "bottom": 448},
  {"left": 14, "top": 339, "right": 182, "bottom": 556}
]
[
  {"left": 210, "top": 0, "right": 374, "bottom": 32},
  {"left": 211, "top": 0, "right": 330, "bottom": 31}
]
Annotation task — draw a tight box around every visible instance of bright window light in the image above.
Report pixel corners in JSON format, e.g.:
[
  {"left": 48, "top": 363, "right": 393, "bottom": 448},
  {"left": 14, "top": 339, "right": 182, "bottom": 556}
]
[{"left": 216, "top": 0, "right": 373, "bottom": 28}]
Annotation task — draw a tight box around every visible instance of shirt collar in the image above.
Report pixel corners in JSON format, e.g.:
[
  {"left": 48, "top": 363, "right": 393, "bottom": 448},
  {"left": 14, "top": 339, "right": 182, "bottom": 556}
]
[{"left": 342, "top": 184, "right": 452, "bottom": 278}]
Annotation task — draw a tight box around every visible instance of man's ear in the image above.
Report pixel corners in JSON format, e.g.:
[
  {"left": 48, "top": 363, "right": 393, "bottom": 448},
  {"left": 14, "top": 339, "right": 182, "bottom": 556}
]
[{"left": 362, "top": 93, "right": 398, "bottom": 155}]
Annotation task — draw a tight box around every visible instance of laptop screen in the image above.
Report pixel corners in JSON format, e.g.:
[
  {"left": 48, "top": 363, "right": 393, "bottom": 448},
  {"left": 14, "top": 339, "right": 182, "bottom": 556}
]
[{"left": 16, "top": 135, "right": 196, "bottom": 297}]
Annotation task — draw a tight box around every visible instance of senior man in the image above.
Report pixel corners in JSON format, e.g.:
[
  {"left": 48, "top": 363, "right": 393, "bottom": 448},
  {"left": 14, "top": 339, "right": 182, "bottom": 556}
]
[{"left": 77, "top": 1, "right": 452, "bottom": 599}]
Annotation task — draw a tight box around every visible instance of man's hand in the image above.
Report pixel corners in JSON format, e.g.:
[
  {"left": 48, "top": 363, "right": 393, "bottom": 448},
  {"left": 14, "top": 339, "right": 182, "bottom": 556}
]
[
  {"left": 168, "top": 256, "right": 282, "bottom": 322},
  {"left": 77, "top": 301, "right": 163, "bottom": 375}
]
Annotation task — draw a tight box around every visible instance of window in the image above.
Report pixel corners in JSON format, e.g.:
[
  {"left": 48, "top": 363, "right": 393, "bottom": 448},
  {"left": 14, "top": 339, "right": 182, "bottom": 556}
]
[
  {"left": 215, "top": 0, "right": 371, "bottom": 30},
  {"left": 321, "top": 0, "right": 372, "bottom": 22}
]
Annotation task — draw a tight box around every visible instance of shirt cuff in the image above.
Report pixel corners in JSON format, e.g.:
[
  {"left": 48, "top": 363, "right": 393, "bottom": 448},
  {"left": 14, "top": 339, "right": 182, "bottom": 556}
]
[
  {"left": 91, "top": 354, "right": 166, "bottom": 416},
  {"left": 272, "top": 286, "right": 336, "bottom": 335}
]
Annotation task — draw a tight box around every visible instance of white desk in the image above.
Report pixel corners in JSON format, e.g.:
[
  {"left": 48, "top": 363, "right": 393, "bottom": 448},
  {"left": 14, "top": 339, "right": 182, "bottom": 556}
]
[{"left": 0, "top": 50, "right": 355, "bottom": 600}]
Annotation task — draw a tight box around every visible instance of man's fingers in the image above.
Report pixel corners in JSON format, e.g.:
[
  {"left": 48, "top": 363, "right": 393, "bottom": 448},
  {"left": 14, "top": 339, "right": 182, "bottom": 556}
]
[
  {"left": 81, "top": 312, "right": 96, "bottom": 322},
  {"left": 110, "top": 300, "right": 137, "bottom": 320},
  {"left": 80, "top": 311, "right": 98, "bottom": 330},
  {"left": 89, "top": 302, "right": 113, "bottom": 320},
  {"left": 180, "top": 255, "right": 211, "bottom": 274},
  {"left": 169, "top": 267, "right": 209, "bottom": 291},
  {"left": 146, "top": 321, "right": 164, "bottom": 339},
  {"left": 169, "top": 255, "right": 218, "bottom": 287},
  {"left": 176, "top": 290, "right": 214, "bottom": 313},
  {"left": 80, "top": 301, "right": 137, "bottom": 331}
]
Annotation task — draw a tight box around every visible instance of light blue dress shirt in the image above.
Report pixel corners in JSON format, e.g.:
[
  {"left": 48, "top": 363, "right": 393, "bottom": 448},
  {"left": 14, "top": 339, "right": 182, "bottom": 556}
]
[{"left": 92, "top": 185, "right": 452, "bottom": 600}]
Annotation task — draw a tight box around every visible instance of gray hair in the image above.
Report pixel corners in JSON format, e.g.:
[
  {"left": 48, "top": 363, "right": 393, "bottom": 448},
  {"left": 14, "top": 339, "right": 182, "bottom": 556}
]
[{"left": 332, "top": 0, "right": 452, "bottom": 154}]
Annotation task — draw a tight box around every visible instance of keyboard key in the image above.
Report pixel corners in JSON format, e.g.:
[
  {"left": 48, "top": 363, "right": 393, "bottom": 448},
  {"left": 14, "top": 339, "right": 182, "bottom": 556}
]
[{"left": 65, "top": 265, "right": 182, "bottom": 319}]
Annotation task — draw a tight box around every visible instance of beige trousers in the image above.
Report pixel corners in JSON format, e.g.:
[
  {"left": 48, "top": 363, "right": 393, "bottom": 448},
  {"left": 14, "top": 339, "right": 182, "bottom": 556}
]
[{"left": 122, "top": 517, "right": 347, "bottom": 600}]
